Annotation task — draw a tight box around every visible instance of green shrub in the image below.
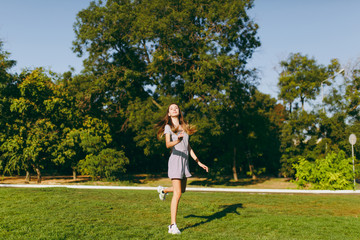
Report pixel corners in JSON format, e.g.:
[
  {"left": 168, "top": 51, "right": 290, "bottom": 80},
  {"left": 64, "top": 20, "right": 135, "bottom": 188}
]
[
  {"left": 293, "top": 151, "right": 354, "bottom": 190},
  {"left": 78, "top": 148, "right": 129, "bottom": 180}
]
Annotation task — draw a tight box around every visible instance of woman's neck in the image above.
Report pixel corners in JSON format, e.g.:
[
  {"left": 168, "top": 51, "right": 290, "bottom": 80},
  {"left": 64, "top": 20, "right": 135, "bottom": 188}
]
[{"left": 171, "top": 117, "right": 180, "bottom": 127}]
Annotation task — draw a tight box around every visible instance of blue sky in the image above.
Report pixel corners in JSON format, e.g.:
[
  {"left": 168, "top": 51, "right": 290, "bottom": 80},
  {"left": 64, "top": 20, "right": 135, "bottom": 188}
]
[
  {"left": 0, "top": 0, "right": 90, "bottom": 73},
  {"left": 1, "top": 0, "right": 360, "bottom": 98}
]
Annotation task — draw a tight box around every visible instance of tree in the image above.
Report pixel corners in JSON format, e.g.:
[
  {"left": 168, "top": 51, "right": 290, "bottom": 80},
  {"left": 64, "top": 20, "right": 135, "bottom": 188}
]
[
  {"left": 78, "top": 148, "right": 128, "bottom": 180},
  {"left": 1, "top": 69, "right": 67, "bottom": 182},
  {"left": 0, "top": 40, "right": 16, "bottom": 91},
  {"left": 278, "top": 53, "right": 340, "bottom": 111},
  {"left": 321, "top": 60, "right": 360, "bottom": 162},
  {"left": 215, "top": 90, "right": 284, "bottom": 180},
  {"left": 243, "top": 91, "right": 284, "bottom": 178},
  {"left": 72, "top": 0, "right": 261, "bottom": 177},
  {"left": 279, "top": 109, "right": 326, "bottom": 177},
  {"left": 0, "top": 41, "right": 17, "bottom": 172},
  {"left": 324, "top": 60, "right": 360, "bottom": 120},
  {"left": 276, "top": 53, "right": 348, "bottom": 178},
  {"left": 0, "top": 67, "right": 127, "bottom": 182},
  {"left": 23, "top": 119, "right": 58, "bottom": 183},
  {"left": 74, "top": 117, "right": 129, "bottom": 180}
]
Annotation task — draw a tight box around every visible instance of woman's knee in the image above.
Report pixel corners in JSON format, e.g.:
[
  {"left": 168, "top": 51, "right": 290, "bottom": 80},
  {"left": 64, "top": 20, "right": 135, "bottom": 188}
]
[{"left": 173, "top": 191, "right": 182, "bottom": 199}]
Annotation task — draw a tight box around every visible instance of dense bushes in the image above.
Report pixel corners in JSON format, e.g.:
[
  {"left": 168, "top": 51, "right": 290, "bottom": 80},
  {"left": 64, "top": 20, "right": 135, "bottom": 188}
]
[{"left": 293, "top": 151, "right": 355, "bottom": 190}]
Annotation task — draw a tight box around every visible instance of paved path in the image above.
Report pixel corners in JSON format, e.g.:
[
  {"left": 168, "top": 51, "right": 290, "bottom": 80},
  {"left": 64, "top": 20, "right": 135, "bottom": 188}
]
[{"left": 1, "top": 184, "right": 360, "bottom": 194}]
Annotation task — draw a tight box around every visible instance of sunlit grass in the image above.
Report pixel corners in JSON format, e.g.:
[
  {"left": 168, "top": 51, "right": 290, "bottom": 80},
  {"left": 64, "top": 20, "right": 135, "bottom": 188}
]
[{"left": 0, "top": 188, "right": 359, "bottom": 239}]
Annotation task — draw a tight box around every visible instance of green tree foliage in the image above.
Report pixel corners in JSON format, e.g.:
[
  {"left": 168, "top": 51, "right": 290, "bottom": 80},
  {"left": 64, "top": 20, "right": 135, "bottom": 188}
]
[
  {"left": 276, "top": 53, "right": 360, "bottom": 183},
  {"left": 24, "top": 120, "right": 59, "bottom": 182},
  {"left": 0, "top": 66, "right": 126, "bottom": 181},
  {"left": 321, "top": 63, "right": 360, "bottom": 179},
  {"left": 63, "top": 116, "right": 129, "bottom": 180},
  {"left": 209, "top": 90, "right": 284, "bottom": 180},
  {"left": 1, "top": 69, "right": 72, "bottom": 182},
  {"left": 0, "top": 41, "right": 16, "bottom": 91},
  {"left": 278, "top": 53, "right": 340, "bottom": 111},
  {"left": 277, "top": 53, "right": 346, "bottom": 177},
  {"left": 293, "top": 151, "right": 354, "bottom": 190},
  {"left": 0, "top": 41, "right": 17, "bottom": 172},
  {"left": 278, "top": 107, "right": 355, "bottom": 178},
  {"left": 325, "top": 61, "right": 360, "bottom": 121},
  {"left": 71, "top": 0, "right": 269, "bottom": 178},
  {"left": 78, "top": 148, "right": 128, "bottom": 180},
  {"left": 279, "top": 110, "right": 318, "bottom": 177},
  {"left": 243, "top": 91, "right": 284, "bottom": 177},
  {"left": 345, "top": 68, "right": 360, "bottom": 119}
]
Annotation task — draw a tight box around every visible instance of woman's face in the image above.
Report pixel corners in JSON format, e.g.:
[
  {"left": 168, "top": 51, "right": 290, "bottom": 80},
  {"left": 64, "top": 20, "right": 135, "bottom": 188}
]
[{"left": 168, "top": 104, "right": 180, "bottom": 117}]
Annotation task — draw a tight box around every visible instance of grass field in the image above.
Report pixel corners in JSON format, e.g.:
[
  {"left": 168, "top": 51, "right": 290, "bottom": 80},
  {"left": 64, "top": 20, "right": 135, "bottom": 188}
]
[{"left": 0, "top": 187, "right": 360, "bottom": 239}]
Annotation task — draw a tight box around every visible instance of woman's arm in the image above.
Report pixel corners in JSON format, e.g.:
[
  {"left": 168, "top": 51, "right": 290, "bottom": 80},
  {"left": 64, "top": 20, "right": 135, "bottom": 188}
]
[
  {"left": 165, "top": 133, "right": 183, "bottom": 148},
  {"left": 189, "top": 144, "right": 209, "bottom": 172}
]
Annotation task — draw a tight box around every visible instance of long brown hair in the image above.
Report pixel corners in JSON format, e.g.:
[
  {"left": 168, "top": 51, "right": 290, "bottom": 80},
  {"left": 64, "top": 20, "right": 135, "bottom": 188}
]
[{"left": 156, "top": 103, "right": 197, "bottom": 139}]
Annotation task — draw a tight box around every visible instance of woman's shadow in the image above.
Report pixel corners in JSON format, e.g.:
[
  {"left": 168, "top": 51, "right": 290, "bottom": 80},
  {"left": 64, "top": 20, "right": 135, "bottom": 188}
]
[{"left": 182, "top": 203, "right": 243, "bottom": 231}]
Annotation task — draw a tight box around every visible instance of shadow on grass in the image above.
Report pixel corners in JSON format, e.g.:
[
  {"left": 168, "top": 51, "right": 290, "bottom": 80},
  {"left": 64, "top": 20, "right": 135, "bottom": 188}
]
[
  {"left": 182, "top": 203, "right": 243, "bottom": 231},
  {"left": 188, "top": 177, "right": 269, "bottom": 187}
]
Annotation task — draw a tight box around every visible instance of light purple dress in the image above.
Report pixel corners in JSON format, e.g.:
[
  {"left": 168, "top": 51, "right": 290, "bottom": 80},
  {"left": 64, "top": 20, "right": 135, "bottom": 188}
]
[{"left": 164, "top": 124, "right": 192, "bottom": 179}]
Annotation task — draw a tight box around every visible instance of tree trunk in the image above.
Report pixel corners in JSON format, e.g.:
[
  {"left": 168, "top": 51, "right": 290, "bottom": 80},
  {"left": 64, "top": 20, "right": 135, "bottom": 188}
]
[
  {"left": 232, "top": 146, "right": 238, "bottom": 181},
  {"left": 301, "top": 97, "right": 305, "bottom": 111},
  {"left": 73, "top": 170, "right": 77, "bottom": 180},
  {"left": 35, "top": 168, "right": 41, "bottom": 184},
  {"left": 249, "top": 164, "right": 256, "bottom": 180},
  {"left": 25, "top": 171, "right": 31, "bottom": 183}
]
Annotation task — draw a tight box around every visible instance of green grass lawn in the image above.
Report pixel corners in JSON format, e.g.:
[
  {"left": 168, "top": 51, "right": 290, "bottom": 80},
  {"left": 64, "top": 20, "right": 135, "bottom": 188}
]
[{"left": 0, "top": 188, "right": 360, "bottom": 240}]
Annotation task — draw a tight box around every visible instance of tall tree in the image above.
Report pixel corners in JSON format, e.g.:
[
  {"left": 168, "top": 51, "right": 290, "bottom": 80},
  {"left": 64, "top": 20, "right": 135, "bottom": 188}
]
[
  {"left": 0, "top": 41, "right": 16, "bottom": 89},
  {"left": 72, "top": 0, "right": 261, "bottom": 176},
  {"left": 1, "top": 69, "right": 69, "bottom": 182},
  {"left": 0, "top": 41, "right": 17, "bottom": 173},
  {"left": 278, "top": 53, "right": 340, "bottom": 111},
  {"left": 322, "top": 60, "right": 360, "bottom": 158},
  {"left": 276, "top": 54, "right": 360, "bottom": 179}
]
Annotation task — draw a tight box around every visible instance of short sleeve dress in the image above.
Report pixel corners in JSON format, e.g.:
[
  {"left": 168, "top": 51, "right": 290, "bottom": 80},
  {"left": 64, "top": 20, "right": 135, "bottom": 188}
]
[{"left": 164, "top": 124, "right": 192, "bottom": 179}]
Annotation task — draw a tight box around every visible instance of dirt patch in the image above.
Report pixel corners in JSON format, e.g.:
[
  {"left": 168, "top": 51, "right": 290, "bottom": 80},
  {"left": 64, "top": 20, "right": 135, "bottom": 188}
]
[
  {"left": 0, "top": 175, "right": 92, "bottom": 185},
  {"left": 0, "top": 175, "right": 297, "bottom": 189}
]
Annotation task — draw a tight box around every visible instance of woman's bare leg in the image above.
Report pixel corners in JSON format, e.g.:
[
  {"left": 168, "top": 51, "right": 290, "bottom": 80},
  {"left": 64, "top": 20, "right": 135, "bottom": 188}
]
[
  {"left": 170, "top": 179, "right": 182, "bottom": 225},
  {"left": 163, "top": 186, "right": 173, "bottom": 193},
  {"left": 168, "top": 178, "right": 188, "bottom": 225},
  {"left": 164, "top": 177, "right": 187, "bottom": 194}
]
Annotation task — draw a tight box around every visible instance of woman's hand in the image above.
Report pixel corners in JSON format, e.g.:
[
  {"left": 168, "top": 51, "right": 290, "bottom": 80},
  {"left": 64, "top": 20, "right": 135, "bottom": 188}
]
[
  {"left": 198, "top": 161, "right": 209, "bottom": 172},
  {"left": 178, "top": 131, "right": 184, "bottom": 141}
]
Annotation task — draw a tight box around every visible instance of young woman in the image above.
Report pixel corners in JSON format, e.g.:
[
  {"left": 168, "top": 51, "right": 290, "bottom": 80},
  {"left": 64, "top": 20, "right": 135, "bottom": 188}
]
[{"left": 156, "top": 103, "right": 209, "bottom": 235}]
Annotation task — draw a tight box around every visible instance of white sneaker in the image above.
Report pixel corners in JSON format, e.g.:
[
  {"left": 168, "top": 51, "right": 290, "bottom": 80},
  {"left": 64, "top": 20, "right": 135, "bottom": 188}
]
[
  {"left": 157, "top": 185, "right": 167, "bottom": 201},
  {"left": 168, "top": 224, "right": 181, "bottom": 234}
]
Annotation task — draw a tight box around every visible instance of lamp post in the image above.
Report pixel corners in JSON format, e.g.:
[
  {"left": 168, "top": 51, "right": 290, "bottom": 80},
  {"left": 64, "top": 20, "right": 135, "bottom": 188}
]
[
  {"left": 321, "top": 68, "right": 344, "bottom": 112},
  {"left": 349, "top": 134, "right": 357, "bottom": 190}
]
